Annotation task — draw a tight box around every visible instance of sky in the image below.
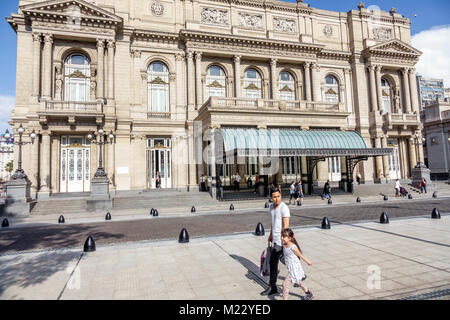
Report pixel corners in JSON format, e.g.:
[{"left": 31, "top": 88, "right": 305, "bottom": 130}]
[{"left": 0, "top": 0, "right": 449, "bottom": 133}]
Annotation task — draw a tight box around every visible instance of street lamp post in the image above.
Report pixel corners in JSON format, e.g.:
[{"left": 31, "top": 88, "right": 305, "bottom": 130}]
[
  {"left": 87, "top": 128, "right": 114, "bottom": 178},
  {"left": 409, "top": 132, "right": 431, "bottom": 190},
  {"left": 4, "top": 124, "right": 36, "bottom": 180},
  {"left": 409, "top": 133, "right": 426, "bottom": 168}
]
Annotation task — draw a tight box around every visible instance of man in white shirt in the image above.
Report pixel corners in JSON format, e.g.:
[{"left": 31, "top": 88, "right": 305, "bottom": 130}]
[
  {"left": 234, "top": 172, "right": 241, "bottom": 192},
  {"left": 261, "top": 187, "right": 291, "bottom": 296}
]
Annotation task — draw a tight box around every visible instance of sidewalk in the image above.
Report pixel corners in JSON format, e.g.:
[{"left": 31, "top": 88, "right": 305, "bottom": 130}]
[
  {"left": 3, "top": 185, "right": 450, "bottom": 229},
  {"left": 1, "top": 215, "right": 449, "bottom": 300}
]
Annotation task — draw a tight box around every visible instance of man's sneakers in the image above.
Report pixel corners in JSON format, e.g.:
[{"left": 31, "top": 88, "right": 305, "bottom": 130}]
[
  {"left": 260, "top": 287, "right": 279, "bottom": 296},
  {"left": 305, "top": 291, "right": 314, "bottom": 300}
]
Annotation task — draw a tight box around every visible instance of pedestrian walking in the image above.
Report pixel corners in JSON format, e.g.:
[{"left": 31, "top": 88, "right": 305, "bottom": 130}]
[
  {"left": 281, "top": 228, "right": 313, "bottom": 300},
  {"left": 289, "top": 181, "right": 296, "bottom": 205},
  {"left": 322, "top": 180, "right": 331, "bottom": 200},
  {"left": 260, "top": 188, "right": 291, "bottom": 297},
  {"left": 296, "top": 180, "right": 304, "bottom": 206},
  {"left": 234, "top": 172, "right": 241, "bottom": 192},
  {"left": 247, "top": 176, "right": 253, "bottom": 189},
  {"left": 254, "top": 173, "right": 260, "bottom": 194},
  {"left": 200, "top": 174, "right": 207, "bottom": 192},
  {"left": 395, "top": 179, "right": 401, "bottom": 197},
  {"left": 356, "top": 172, "right": 361, "bottom": 185},
  {"left": 420, "top": 177, "right": 427, "bottom": 194}
]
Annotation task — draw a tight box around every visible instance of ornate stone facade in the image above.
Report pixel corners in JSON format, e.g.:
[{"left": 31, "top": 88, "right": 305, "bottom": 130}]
[{"left": 7, "top": 0, "right": 423, "bottom": 197}]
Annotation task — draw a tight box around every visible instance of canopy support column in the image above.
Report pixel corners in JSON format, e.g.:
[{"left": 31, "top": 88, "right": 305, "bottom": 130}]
[
  {"left": 346, "top": 156, "right": 368, "bottom": 194},
  {"left": 307, "top": 157, "right": 326, "bottom": 195}
]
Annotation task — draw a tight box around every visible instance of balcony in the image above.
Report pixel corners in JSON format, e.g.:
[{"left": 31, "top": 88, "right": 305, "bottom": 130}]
[
  {"left": 382, "top": 112, "right": 421, "bottom": 129},
  {"left": 38, "top": 100, "right": 104, "bottom": 125},
  {"left": 199, "top": 97, "right": 347, "bottom": 114}
]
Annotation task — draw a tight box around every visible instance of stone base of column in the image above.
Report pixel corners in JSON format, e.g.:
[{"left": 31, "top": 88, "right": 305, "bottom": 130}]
[
  {"left": 188, "top": 185, "right": 200, "bottom": 192},
  {"left": 1, "top": 178, "right": 33, "bottom": 216},
  {"left": 411, "top": 163, "right": 434, "bottom": 190},
  {"left": 87, "top": 176, "right": 112, "bottom": 212},
  {"left": 37, "top": 192, "right": 51, "bottom": 199}
]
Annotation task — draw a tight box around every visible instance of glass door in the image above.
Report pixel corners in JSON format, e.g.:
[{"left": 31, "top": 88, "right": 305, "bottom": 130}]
[
  {"left": 60, "top": 136, "right": 90, "bottom": 193},
  {"left": 147, "top": 138, "right": 172, "bottom": 189},
  {"left": 328, "top": 157, "right": 341, "bottom": 182}
]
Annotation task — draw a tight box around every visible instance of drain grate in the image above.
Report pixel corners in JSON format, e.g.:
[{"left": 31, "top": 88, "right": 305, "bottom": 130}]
[{"left": 398, "top": 288, "right": 450, "bottom": 300}]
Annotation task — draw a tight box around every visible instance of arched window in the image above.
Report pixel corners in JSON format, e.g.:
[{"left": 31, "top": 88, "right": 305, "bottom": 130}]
[
  {"left": 279, "top": 71, "right": 295, "bottom": 101},
  {"left": 206, "top": 66, "right": 226, "bottom": 99},
  {"left": 381, "top": 78, "right": 391, "bottom": 113},
  {"left": 324, "top": 75, "right": 339, "bottom": 103},
  {"left": 148, "top": 61, "right": 169, "bottom": 113},
  {"left": 243, "top": 68, "right": 262, "bottom": 99},
  {"left": 64, "top": 53, "right": 90, "bottom": 102}
]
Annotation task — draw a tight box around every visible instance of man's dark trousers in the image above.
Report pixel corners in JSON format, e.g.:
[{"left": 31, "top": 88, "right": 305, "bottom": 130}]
[{"left": 269, "top": 244, "right": 283, "bottom": 290}]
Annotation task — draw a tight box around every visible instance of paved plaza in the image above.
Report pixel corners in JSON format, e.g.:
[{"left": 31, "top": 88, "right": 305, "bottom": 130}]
[{"left": 1, "top": 214, "right": 449, "bottom": 300}]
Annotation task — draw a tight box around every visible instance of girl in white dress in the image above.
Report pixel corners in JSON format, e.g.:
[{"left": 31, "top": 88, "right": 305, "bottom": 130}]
[{"left": 281, "top": 228, "right": 313, "bottom": 300}]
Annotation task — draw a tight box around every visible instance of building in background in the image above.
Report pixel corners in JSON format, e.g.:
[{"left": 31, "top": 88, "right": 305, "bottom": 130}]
[
  {"left": 0, "top": 134, "right": 14, "bottom": 181},
  {"left": 7, "top": 0, "right": 424, "bottom": 198},
  {"left": 422, "top": 101, "right": 450, "bottom": 180},
  {"left": 416, "top": 75, "right": 447, "bottom": 110},
  {"left": 444, "top": 88, "right": 450, "bottom": 101}
]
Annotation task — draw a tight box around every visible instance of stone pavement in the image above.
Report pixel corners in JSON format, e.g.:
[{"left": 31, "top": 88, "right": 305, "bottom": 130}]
[{"left": 1, "top": 215, "right": 449, "bottom": 300}]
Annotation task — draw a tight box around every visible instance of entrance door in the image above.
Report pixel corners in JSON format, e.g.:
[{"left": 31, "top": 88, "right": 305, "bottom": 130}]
[
  {"left": 147, "top": 138, "right": 172, "bottom": 189},
  {"left": 60, "top": 136, "right": 90, "bottom": 193},
  {"left": 388, "top": 139, "right": 401, "bottom": 180},
  {"left": 328, "top": 157, "right": 341, "bottom": 182}
]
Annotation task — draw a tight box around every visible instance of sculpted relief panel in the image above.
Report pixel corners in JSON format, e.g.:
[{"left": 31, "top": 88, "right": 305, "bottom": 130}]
[
  {"left": 273, "top": 17, "right": 295, "bottom": 33},
  {"left": 239, "top": 13, "right": 263, "bottom": 29},
  {"left": 372, "top": 27, "right": 393, "bottom": 41},
  {"left": 201, "top": 7, "right": 229, "bottom": 25}
]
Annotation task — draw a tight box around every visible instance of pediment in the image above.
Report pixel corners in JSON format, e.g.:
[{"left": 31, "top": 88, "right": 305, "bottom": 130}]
[
  {"left": 368, "top": 40, "right": 422, "bottom": 56},
  {"left": 21, "top": 0, "right": 122, "bottom": 24}
]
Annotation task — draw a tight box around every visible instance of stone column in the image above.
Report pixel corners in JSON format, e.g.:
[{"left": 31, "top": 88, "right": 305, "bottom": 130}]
[
  {"left": 375, "top": 65, "right": 383, "bottom": 112},
  {"left": 317, "top": 161, "right": 328, "bottom": 185},
  {"left": 368, "top": 65, "right": 377, "bottom": 113},
  {"left": 408, "top": 137, "right": 417, "bottom": 173},
  {"left": 107, "top": 40, "right": 115, "bottom": 100},
  {"left": 303, "top": 62, "right": 312, "bottom": 102},
  {"left": 409, "top": 68, "right": 420, "bottom": 114},
  {"left": 210, "top": 127, "right": 217, "bottom": 199},
  {"left": 195, "top": 51, "right": 203, "bottom": 107},
  {"left": 40, "top": 132, "right": 51, "bottom": 194},
  {"left": 343, "top": 69, "right": 353, "bottom": 113},
  {"left": 381, "top": 136, "right": 390, "bottom": 179},
  {"left": 175, "top": 53, "right": 185, "bottom": 107},
  {"left": 311, "top": 63, "right": 321, "bottom": 102},
  {"left": 402, "top": 68, "right": 412, "bottom": 113},
  {"left": 42, "top": 34, "right": 53, "bottom": 99},
  {"left": 107, "top": 141, "right": 115, "bottom": 188},
  {"left": 234, "top": 55, "right": 241, "bottom": 98},
  {"left": 169, "top": 73, "right": 176, "bottom": 112},
  {"left": 375, "top": 137, "right": 384, "bottom": 180},
  {"left": 32, "top": 33, "right": 42, "bottom": 98},
  {"left": 270, "top": 58, "right": 278, "bottom": 100},
  {"left": 186, "top": 51, "right": 195, "bottom": 108},
  {"left": 30, "top": 134, "right": 40, "bottom": 197},
  {"left": 96, "top": 39, "right": 105, "bottom": 99}
]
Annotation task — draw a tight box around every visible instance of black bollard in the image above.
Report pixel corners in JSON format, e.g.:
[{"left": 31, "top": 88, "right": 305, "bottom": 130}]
[
  {"left": 255, "top": 222, "right": 265, "bottom": 236},
  {"left": 264, "top": 202, "right": 269, "bottom": 208},
  {"left": 433, "top": 192, "right": 437, "bottom": 198},
  {"left": 384, "top": 195, "right": 388, "bottom": 201},
  {"left": 380, "top": 212, "right": 389, "bottom": 224},
  {"left": 191, "top": 206, "right": 196, "bottom": 213},
  {"left": 105, "top": 212, "right": 111, "bottom": 221},
  {"left": 178, "top": 228, "right": 189, "bottom": 243},
  {"left": 150, "top": 208, "right": 155, "bottom": 216},
  {"left": 154, "top": 209, "right": 159, "bottom": 217},
  {"left": 83, "top": 236, "right": 96, "bottom": 252},
  {"left": 356, "top": 197, "right": 361, "bottom": 203},
  {"left": 431, "top": 208, "right": 441, "bottom": 219},
  {"left": 321, "top": 217, "right": 331, "bottom": 230},
  {"left": 58, "top": 215, "right": 65, "bottom": 224},
  {"left": 328, "top": 199, "right": 332, "bottom": 205},
  {"left": 408, "top": 194, "right": 413, "bottom": 200},
  {"left": 2, "top": 218, "right": 9, "bottom": 228}
]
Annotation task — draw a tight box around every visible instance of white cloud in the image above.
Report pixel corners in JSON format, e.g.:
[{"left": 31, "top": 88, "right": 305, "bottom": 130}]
[
  {"left": 0, "top": 95, "right": 15, "bottom": 134},
  {"left": 412, "top": 25, "right": 450, "bottom": 87}
]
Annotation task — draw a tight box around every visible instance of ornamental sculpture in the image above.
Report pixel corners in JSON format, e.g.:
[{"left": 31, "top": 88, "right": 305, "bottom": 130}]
[
  {"left": 323, "top": 25, "right": 333, "bottom": 37},
  {"left": 373, "top": 27, "right": 393, "bottom": 41},
  {"left": 273, "top": 17, "right": 295, "bottom": 33},
  {"left": 151, "top": 1, "right": 164, "bottom": 16},
  {"left": 201, "top": 7, "right": 228, "bottom": 25},
  {"left": 239, "top": 13, "right": 263, "bottom": 29}
]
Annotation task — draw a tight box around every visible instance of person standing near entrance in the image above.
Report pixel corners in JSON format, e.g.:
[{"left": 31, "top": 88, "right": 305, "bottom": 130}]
[
  {"left": 234, "top": 172, "right": 241, "bottom": 192},
  {"left": 322, "top": 180, "right": 331, "bottom": 200},
  {"left": 296, "top": 180, "right": 304, "bottom": 206},
  {"left": 420, "top": 177, "right": 427, "bottom": 194},
  {"left": 356, "top": 172, "right": 361, "bottom": 185},
  {"left": 156, "top": 171, "right": 161, "bottom": 189},
  {"left": 254, "top": 173, "right": 260, "bottom": 194},
  {"left": 200, "top": 174, "right": 207, "bottom": 192},
  {"left": 289, "top": 181, "right": 296, "bottom": 205},
  {"left": 261, "top": 188, "right": 291, "bottom": 296}
]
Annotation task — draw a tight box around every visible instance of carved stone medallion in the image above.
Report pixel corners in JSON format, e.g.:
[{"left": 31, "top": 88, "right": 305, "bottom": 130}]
[
  {"left": 151, "top": 1, "right": 164, "bottom": 16},
  {"left": 323, "top": 25, "right": 333, "bottom": 37}
]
